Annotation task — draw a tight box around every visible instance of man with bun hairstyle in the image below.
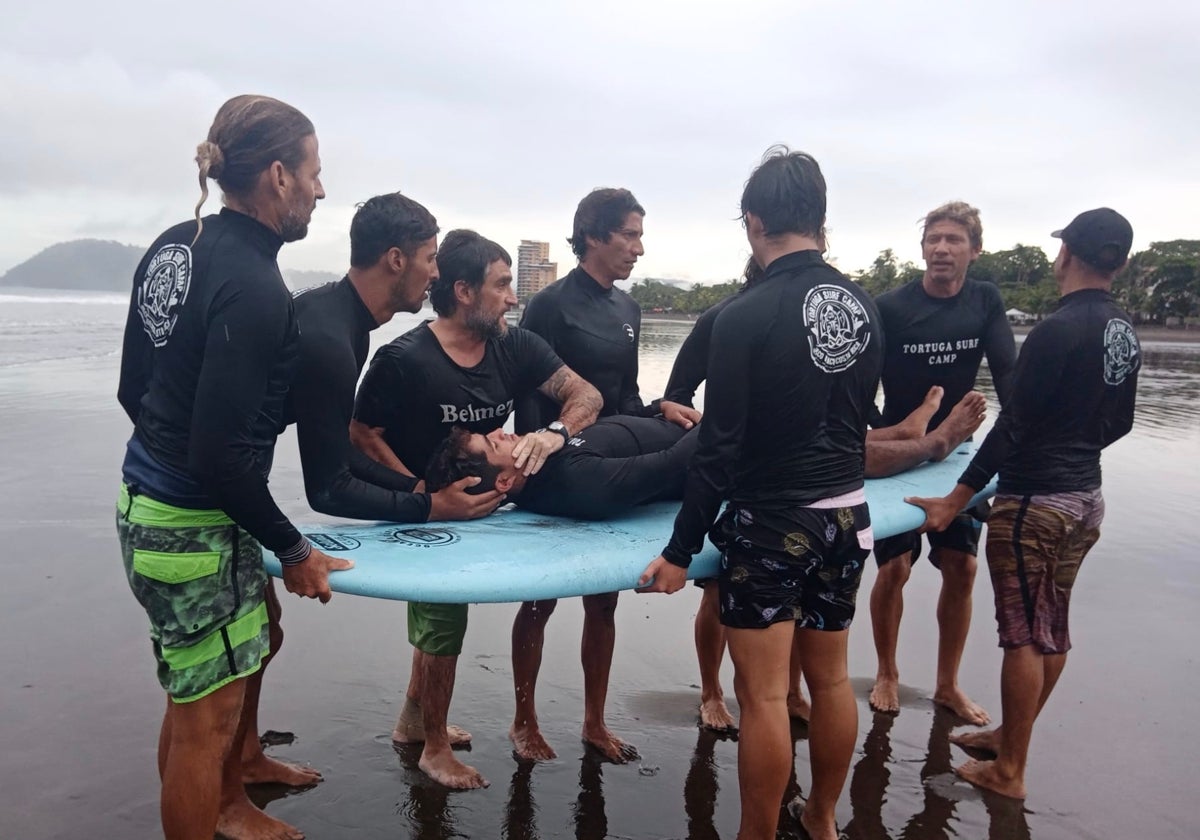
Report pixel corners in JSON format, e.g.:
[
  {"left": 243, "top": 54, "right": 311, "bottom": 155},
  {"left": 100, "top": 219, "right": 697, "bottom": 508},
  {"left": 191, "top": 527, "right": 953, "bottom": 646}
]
[
  {"left": 910, "top": 208, "right": 1140, "bottom": 799},
  {"left": 116, "top": 94, "right": 348, "bottom": 840}
]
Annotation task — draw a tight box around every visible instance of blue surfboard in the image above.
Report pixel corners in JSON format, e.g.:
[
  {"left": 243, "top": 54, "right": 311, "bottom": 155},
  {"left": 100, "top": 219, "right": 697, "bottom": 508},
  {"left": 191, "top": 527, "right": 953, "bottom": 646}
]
[{"left": 264, "top": 442, "right": 992, "bottom": 603}]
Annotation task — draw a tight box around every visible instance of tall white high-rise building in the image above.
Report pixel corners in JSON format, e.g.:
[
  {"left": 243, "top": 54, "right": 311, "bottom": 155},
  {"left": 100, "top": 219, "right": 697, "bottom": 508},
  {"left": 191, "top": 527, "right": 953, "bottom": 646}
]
[{"left": 516, "top": 240, "right": 558, "bottom": 303}]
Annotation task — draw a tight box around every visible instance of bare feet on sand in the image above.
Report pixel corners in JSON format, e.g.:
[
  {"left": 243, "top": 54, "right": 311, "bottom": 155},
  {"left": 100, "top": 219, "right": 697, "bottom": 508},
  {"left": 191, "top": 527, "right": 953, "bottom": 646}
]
[
  {"left": 418, "top": 749, "right": 489, "bottom": 790},
  {"left": 955, "top": 758, "right": 1026, "bottom": 799},
  {"left": 582, "top": 725, "right": 639, "bottom": 763},
  {"left": 933, "top": 687, "right": 991, "bottom": 726},
  {"left": 216, "top": 797, "right": 304, "bottom": 840},
  {"left": 950, "top": 727, "right": 1001, "bottom": 757},
  {"left": 392, "top": 722, "right": 472, "bottom": 747},
  {"left": 699, "top": 696, "right": 737, "bottom": 732},
  {"left": 510, "top": 722, "right": 557, "bottom": 761},
  {"left": 929, "top": 391, "right": 987, "bottom": 460},
  {"left": 787, "top": 690, "right": 811, "bottom": 724},
  {"left": 242, "top": 753, "right": 322, "bottom": 787},
  {"left": 896, "top": 386, "right": 944, "bottom": 439},
  {"left": 868, "top": 676, "right": 900, "bottom": 714}
]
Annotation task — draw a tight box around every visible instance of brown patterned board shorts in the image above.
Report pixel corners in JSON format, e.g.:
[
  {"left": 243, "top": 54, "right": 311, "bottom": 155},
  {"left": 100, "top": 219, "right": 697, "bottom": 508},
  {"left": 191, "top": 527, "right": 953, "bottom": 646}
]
[{"left": 985, "top": 490, "right": 1104, "bottom": 654}]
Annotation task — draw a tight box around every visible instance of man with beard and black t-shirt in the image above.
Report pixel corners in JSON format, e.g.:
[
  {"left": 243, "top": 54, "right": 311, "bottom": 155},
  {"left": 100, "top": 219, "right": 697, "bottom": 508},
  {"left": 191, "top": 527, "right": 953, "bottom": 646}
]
[
  {"left": 424, "top": 416, "right": 698, "bottom": 519},
  {"left": 909, "top": 208, "right": 1139, "bottom": 801},
  {"left": 349, "top": 229, "right": 601, "bottom": 791},
  {"left": 640, "top": 147, "right": 883, "bottom": 840},
  {"left": 115, "top": 95, "right": 348, "bottom": 840},
  {"left": 286, "top": 193, "right": 501, "bottom": 524},
  {"left": 510, "top": 188, "right": 695, "bottom": 765},
  {"left": 867, "top": 201, "right": 1016, "bottom": 728}
]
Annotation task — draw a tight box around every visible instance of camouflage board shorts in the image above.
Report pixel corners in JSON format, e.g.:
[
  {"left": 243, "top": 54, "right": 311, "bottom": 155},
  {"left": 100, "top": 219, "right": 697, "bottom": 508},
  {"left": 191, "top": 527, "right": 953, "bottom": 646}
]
[
  {"left": 985, "top": 490, "right": 1104, "bottom": 655},
  {"left": 116, "top": 483, "right": 269, "bottom": 703}
]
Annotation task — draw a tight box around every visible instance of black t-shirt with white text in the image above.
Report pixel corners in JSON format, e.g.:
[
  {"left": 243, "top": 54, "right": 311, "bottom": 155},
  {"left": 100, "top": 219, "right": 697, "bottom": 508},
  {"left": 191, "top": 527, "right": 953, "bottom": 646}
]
[
  {"left": 354, "top": 322, "right": 563, "bottom": 478},
  {"left": 875, "top": 278, "right": 1016, "bottom": 429}
]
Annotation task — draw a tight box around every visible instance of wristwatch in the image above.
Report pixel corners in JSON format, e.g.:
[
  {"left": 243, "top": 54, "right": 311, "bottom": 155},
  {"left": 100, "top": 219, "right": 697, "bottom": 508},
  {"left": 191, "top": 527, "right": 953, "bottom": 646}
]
[{"left": 546, "top": 420, "right": 571, "bottom": 444}]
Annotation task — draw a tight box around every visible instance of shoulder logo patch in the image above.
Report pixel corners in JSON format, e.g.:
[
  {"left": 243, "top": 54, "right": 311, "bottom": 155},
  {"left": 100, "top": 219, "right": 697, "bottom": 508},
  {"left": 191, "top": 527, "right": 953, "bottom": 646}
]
[
  {"left": 802, "top": 284, "right": 872, "bottom": 372},
  {"left": 137, "top": 243, "right": 193, "bottom": 347},
  {"left": 1103, "top": 318, "right": 1140, "bottom": 386}
]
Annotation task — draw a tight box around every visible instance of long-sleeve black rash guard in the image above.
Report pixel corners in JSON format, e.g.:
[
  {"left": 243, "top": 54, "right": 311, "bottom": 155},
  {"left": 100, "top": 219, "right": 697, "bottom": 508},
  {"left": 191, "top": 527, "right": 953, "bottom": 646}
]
[
  {"left": 663, "top": 251, "right": 884, "bottom": 568},
  {"left": 117, "top": 209, "right": 307, "bottom": 561},
  {"left": 285, "top": 278, "right": 432, "bottom": 522},
  {"left": 959, "top": 288, "right": 1140, "bottom": 495},
  {"left": 663, "top": 293, "right": 739, "bottom": 407}
]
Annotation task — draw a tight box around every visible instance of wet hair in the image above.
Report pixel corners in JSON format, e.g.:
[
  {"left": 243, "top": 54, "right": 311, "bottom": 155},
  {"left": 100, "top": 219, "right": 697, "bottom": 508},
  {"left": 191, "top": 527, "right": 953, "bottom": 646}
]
[
  {"left": 349, "top": 193, "right": 439, "bottom": 268},
  {"left": 192, "top": 95, "right": 315, "bottom": 241},
  {"left": 568, "top": 188, "right": 645, "bottom": 260},
  {"left": 425, "top": 427, "right": 502, "bottom": 494},
  {"left": 921, "top": 201, "right": 983, "bottom": 251},
  {"left": 740, "top": 145, "right": 827, "bottom": 239},
  {"left": 743, "top": 256, "right": 764, "bottom": 287},
  {"left": 428, "top": 229, "right": 511, "bottom": 317}
]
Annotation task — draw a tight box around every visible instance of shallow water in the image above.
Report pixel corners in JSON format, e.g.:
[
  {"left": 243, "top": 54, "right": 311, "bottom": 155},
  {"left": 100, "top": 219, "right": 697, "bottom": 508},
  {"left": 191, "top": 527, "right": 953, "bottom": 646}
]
[{"left": 1, "top": 293, "right": 1197, "bottom": 839}]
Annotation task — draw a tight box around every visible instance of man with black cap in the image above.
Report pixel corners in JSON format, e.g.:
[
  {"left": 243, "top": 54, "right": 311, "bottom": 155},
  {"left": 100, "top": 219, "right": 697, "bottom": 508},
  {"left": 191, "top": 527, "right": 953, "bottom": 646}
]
[{"left": 908, "top": 208, "right": 1140, "bottom": 800}]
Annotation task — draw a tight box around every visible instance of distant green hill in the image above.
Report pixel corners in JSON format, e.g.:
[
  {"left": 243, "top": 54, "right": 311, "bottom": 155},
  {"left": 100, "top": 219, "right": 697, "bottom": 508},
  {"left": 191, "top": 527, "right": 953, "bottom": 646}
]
[
  {"left": 0, "top": 240, "right": 145, "bottom": 291},
  {"left": 0, "top": 240, "right": 342, "bottom": 292}
]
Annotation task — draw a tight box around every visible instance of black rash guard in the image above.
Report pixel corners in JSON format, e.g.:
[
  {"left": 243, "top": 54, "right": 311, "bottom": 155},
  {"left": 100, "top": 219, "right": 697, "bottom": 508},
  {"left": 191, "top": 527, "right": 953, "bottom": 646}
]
[
  {"left": 663, "top": 292, "right": 739, "bottom": 406},
  {"left": 354, "top": 323, "right": 563, "bottom": 478},
  {"left": 663, "top": 250, "right": 884, "bottom": 568},
  {"left": 284, "top": 278, "right": 431, "bottom": 522},
  {"left": 516, "top": 267, "right": 657, "bottom": 433},
  {"left": 516, "top": 416, "right": 698, "bottom": 520},
  {"left": 959, "top": 288, "right": 1140, "bottom": 495},
  {"left": 875, "top": 278, "right": 1016, "bottom": 429},
  {"left": 117, "top": 208, "right": 308, "bottom": 563}
]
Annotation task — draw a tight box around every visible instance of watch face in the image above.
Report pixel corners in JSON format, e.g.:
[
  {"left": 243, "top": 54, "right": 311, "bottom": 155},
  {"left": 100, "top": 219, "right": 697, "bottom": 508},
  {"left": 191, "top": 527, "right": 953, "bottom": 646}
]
[{"left": 548, "top": 421, "right": 565, "bottom": 431}]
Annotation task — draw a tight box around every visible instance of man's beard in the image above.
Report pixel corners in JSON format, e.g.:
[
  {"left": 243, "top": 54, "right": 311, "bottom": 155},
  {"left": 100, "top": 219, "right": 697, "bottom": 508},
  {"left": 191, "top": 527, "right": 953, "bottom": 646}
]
[
  {"left": 465, "top": 306, "right": 507, "bottom": 340},
  {"left": 279, "top": 203, "right": 312, "bottom": 243}
]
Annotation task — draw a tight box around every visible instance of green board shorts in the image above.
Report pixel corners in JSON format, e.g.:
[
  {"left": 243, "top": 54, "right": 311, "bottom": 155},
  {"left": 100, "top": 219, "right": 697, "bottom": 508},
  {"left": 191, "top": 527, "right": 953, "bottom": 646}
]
[
  {"left": 408, "top": 601, "right": 468, "bottom": 657},
  {"left": 116, "top": 483, "right": 270, "bottom": 703}
]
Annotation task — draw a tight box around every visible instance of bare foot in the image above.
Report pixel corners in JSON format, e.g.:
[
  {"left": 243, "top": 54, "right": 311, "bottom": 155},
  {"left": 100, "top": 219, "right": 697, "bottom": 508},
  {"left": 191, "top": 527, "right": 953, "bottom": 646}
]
[
  {"left": 242, "top": 753, "right": 322, "bottom": 787},
  {"left": 950, "top": 727, "right": 1001, "bottom": 757},
  {"left": 582, "top": 725, "right": 639, "bottom": 763},
  {"left": 216, "top": 797, "right": 304, "bottom": 840},
  {"left": 896, "top": 386, "right": 944, "bottom": 440},
  {"left": 930, "top": 391, "right": 986, "bottom": 460},
  {"left": 797, "top": 803, "right": 838, "bottom": 840},
  {"left": 418, "top": 748, "right": 489, "bottom": 790},
  {"left": 868, "top": 677, "right": 900, "bottom": 714},
  {"left": 955, "top": 758, "right": 1026, "bottom": 799},
  {"left": 933, "top": 687, "right": 990, "bottom": 726},
  {"left": 392, "top": 722, "right": 472, "bottom": 747},
  {"left": 786, "top": 691, "right": 811, "bottom": 724},
  {"left": 510, "top": 722, "right": 557, "bottom": 761},
  {"left": 699, "top": 696, "right": 737, "bottom": 732}
]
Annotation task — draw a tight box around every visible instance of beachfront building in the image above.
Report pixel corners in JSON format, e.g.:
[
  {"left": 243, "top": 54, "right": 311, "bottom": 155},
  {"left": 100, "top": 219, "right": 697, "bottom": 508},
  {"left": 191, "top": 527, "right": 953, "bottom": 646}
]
[{"left": 517, "top": 240, "right": 557, "bottom": 303}]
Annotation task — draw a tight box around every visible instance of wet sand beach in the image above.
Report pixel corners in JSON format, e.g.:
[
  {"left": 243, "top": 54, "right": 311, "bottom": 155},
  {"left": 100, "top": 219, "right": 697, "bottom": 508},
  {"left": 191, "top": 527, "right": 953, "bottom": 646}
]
[{"left": 2, "top": 296, "right": 1198, "bottom": 839}]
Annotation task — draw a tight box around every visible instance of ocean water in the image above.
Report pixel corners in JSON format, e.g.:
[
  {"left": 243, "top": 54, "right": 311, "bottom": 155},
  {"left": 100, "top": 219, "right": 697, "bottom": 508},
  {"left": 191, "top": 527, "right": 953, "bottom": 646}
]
[{"left": 1, "top": 288, "right": 1198, "bottom": 839}]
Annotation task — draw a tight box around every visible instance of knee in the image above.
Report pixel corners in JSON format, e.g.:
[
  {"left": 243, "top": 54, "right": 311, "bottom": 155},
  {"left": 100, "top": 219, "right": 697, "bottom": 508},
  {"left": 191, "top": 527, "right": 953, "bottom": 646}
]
[
  {"left": 938, "top": 553, "right": 978, "bottom": 588},
  {"left": 519, "top": 599, "right": 558, "bottom": 625},
  {"left": 875, "top": 559, "right": 912, "bottom": 591},
  {"left": 583, "top": 592, "right": 619, "bottom": 620}
]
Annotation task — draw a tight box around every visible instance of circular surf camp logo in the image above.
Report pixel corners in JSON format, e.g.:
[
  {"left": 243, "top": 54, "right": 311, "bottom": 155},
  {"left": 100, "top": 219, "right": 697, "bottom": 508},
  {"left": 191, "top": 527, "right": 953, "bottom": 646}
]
[
  {"left": 1103, "top": 318, "right": 1140, "bottom": 386},
  {"left": 304, "top": 533, "right": 361, "bottom": 552},
  {"left": 385, "top": 527, "right": 460, "bottom": 548},
  {"left": 622, "top": 323, "right": 635, "bottom": 342},
  {"left": 137, "top": 244, "right": 193, "bottom": 347},
  {"left": 802, "top": 284, "right": 872, "bottom": 373}
]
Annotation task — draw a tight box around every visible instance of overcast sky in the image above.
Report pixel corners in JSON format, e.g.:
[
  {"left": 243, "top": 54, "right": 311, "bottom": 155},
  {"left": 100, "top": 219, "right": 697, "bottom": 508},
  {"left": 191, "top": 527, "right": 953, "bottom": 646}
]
[{"left": 1, "top": 0, "right": 1196, "bottom": 283}]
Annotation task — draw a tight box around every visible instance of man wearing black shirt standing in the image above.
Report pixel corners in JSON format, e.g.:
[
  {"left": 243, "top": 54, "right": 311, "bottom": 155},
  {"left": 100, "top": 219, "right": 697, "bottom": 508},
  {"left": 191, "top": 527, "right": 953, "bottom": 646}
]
[
  {"left": 288, "top": 193, "right": 502, "bottom": 524},
  {"left": 511, "top": 188, "right": 690, "bottom": 763},
  {"left": 868, "top": 201, "right": 1016, "bottom": 726},
  {"left": 909, "top": 209, "right": 1139, "bottom": 800},
  {"left": 350, "top": 230, "right": 601, "bottom": 789},
  {"left": 116, "top": 95, "right": 349, "bottom": 840},
  {"left": 640, "top": 148, "right": 883, "bottom": 840}
]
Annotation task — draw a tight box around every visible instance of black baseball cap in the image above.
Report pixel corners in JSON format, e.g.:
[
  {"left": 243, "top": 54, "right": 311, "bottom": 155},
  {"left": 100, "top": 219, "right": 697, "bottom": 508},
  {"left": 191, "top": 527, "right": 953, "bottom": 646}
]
[{"left": 1051, "top": 208, "right": 1133, "bottom": 271}]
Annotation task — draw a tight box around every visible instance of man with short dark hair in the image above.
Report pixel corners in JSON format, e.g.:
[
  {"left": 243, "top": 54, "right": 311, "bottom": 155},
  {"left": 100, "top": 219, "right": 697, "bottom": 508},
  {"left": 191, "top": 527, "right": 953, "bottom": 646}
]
[
  {"left": 640, "top": 147, "right": 883, "bottom": 840},
  {"left": 909, "top": 208, "right": 1140, "bottom": 800},
  {"left": 116, "top": 94, "right": 349, "bottom": 840},
  {"left": 867, "top": 201, "right": 1016, "bottom": 725},
  {"left": 287, "top": 193, "right": 501, "bottom": 524},
  {"left": 350, "top": 229, "right": 601, "bottom": 789},
  {"left": 509, "top": 187, "right": 683, "bottom": 763}
]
